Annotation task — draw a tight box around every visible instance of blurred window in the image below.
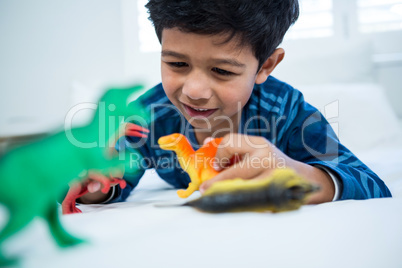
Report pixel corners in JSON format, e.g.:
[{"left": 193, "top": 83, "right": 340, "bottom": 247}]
[
  {"left": 358, "top": 0, "right": 402, "bottom": 33},
  {"left": 285, "top": 0, "right": 334, "bottom": 39}
]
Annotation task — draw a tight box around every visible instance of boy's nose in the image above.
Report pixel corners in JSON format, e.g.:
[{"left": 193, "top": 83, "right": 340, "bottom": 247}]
[{"left": 182, "top": 72, "right": 213, "bottom": 100}]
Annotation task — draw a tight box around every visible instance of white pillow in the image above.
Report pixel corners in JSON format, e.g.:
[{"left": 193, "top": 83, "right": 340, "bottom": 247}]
[
  {"left": 272, "top": 38, "right": 374, "bottom": 85},
  {"left": 297, "top": 83, "right": 401, "bottom": 153}
]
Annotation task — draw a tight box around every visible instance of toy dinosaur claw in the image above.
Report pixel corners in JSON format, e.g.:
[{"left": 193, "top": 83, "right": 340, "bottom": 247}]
[
  {"left": 114, "top": 177, "right": 127, "bottom": 189},
  {"left": 62, "top": 183, "right": 88, "bottom": 214},
  {"left": 61, "top": 175, "right": 127, "bottom": 214},
  {"left": 99, "top": 177, "right": 127, "bottom": 194},
  {"left": 87, "top": 173, "right": 116, "bottom": 194},
  {"left": 125, "top": 123, "right": 149, "bottom": 138}
]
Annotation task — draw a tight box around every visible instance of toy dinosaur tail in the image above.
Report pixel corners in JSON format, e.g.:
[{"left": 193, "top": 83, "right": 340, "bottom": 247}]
[
  {"left": 0, "top": 250, "right": 18, "bottom": 267},
  {"left": 183, "top": 168, "right": 320, "bottom": 213}
]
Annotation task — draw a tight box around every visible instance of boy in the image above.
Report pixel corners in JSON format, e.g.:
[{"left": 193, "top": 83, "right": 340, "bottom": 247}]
[{"left": 77, "top": 0, "right": 391, "bottom": 205}]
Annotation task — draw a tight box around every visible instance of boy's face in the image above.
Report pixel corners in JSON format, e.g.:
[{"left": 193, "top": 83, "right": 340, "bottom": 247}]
[{"left": 160, "top": 28, "right": 262, "bottom": 137}]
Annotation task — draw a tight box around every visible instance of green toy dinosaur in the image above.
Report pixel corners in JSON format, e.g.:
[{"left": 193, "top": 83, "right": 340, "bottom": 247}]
[{"left": 0, "top": 85, "right": 149, "bottom": 265}]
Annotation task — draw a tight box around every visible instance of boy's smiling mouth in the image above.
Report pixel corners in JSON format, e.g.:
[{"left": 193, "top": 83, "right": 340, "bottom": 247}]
[{"left": 182, "top": 103, "right": 218, "bottom": 118}]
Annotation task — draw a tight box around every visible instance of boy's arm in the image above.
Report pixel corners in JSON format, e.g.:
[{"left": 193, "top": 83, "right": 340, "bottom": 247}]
[
  {"left": 199, "top": 134, "right": 337, "bottom": 204},
  {"left": 201, "top": 90, "right": 392, "bottom": 202},
  {"left": 281, "top": 96, "right": 392, "bottom": 200},
  {"left": 77, "top": 184, "right": 115, "bottom": 204},
  {"left": 314, "top": 166, "right": 342, "bottom": 201}
]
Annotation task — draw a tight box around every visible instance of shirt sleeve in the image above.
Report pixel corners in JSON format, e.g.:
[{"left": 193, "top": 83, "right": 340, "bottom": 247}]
[
  {"left": 278, "top": 90, "right": 392, "bottom": 200},
  {"left": 313, "top": 165, "right": 342, "bottom": 201},
  {"left": 105, "top": 136, "right": 149, "bottom": 203}
]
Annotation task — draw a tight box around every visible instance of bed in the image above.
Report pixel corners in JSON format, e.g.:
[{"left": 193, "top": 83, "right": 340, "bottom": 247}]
[{"left": 1, "top": 83, "right": 401, "bottom": 268}]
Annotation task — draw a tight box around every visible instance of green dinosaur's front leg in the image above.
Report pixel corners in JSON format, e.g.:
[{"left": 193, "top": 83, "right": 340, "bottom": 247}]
[
  {"left": 0, "top": 251, "right": 18, "bottom": 267},
  {"left": 0, "top": 208, "right": 35, "bottom": 265},
  {"left": 46, "top": 203, "right": 84, "bottom": 247}
]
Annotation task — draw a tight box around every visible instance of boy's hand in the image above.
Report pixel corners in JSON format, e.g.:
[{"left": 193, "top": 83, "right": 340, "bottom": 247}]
[
  {"left": 199, "top": 134, "right": 335, "bottom": 204},
  {"left": 73, "top": 170, "right": 124, "bottom": 204}
]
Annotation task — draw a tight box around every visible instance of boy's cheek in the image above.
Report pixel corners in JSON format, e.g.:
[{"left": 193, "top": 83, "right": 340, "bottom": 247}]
[
  {"left": 161, "top": 82, "right": 176, "bottom": 99},
  {"left": 162, "top": 76, "right": 181, "bottom": 97}
]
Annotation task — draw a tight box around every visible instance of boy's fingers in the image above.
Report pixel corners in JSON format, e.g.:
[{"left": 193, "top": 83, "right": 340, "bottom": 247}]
[
  {"left": 213, "top": 135, "right": 248, "bottom": 170},
  {"left": 203, "top": 137, "right": 214, "bottom": 145},
  {"left": 214, "top": 134, "right": 271, "bottom": 170},
  {"left": 200, "top": 159, "right": 263, "bottom": 192},
  {"left": 87, "top": 181, "right": 102, "bottom": 193}
]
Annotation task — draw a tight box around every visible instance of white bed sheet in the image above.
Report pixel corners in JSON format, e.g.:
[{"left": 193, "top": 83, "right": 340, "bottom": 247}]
[
  {"left": 2, "top": 165, "right": 401, "bottom": 268},
  {"left": 1, "top": 83, "right": 402, "bottom": 268}
]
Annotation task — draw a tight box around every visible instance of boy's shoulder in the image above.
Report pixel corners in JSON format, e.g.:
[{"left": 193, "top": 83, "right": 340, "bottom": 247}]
[
  {"left": 256, "top": 76, "right": 301, "bottom": 99},
  {"left": 249, "top": 76, "right": 304, "bottom": 115}
]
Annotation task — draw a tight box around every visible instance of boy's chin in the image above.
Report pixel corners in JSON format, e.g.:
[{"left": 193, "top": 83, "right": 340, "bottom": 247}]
[
  {"left": 186, "top": 117, "right": 213, "bottom": 130},
  {"left": 186, "top": 117, "right": 235, "bottom": 135}
]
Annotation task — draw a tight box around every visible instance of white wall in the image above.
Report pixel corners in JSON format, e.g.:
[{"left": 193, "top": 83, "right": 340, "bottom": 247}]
[
  {"left": 0, "top": 0, "right": 126, "bottom": 136},
  {"left": 120, "top": 0, "right": 161, "bottom": 89}
]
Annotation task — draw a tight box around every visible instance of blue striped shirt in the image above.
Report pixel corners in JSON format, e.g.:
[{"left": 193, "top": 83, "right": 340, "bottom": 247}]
[{"left": 114, "top": 76, "right": 391, "bottom": 202}]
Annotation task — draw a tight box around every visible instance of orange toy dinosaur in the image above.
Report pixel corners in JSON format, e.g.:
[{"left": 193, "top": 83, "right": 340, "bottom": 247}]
[{"left": 158, "top": 133, "right": 223, "bottom": 198}]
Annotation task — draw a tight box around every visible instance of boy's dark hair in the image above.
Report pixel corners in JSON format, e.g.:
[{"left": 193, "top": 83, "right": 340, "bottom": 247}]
[{"left": 145, "top": 0, "right": 299, "bottom": 70}]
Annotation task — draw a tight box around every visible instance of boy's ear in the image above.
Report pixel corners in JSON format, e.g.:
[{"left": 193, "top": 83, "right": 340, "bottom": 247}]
[{"left": 255, "top": 48, "right": 285, "bottom": 84}]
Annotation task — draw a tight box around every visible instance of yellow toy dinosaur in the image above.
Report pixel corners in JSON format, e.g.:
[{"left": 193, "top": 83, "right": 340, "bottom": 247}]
[{"left": 158, "top": 133, "right": 222, "bottom": 198}]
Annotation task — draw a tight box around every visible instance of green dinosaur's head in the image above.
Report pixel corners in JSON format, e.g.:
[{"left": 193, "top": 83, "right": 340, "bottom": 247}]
[
  {"left": 92, "top": 85, "right": 149, "bottom": 138},
  {"left": 68, "top": 85, "right": 149, "bottom": 146},
  {"left": 63, "top": 84, "right": 150, "bottom": 173}
]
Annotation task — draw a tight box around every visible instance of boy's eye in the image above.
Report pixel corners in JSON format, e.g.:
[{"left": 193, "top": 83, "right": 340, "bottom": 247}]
[
  {"left": 168, "top": 62, "right": 188, "bottom": 68},
  {"left": 212, "top": 67, "right": 234, "bottom": 76}
]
